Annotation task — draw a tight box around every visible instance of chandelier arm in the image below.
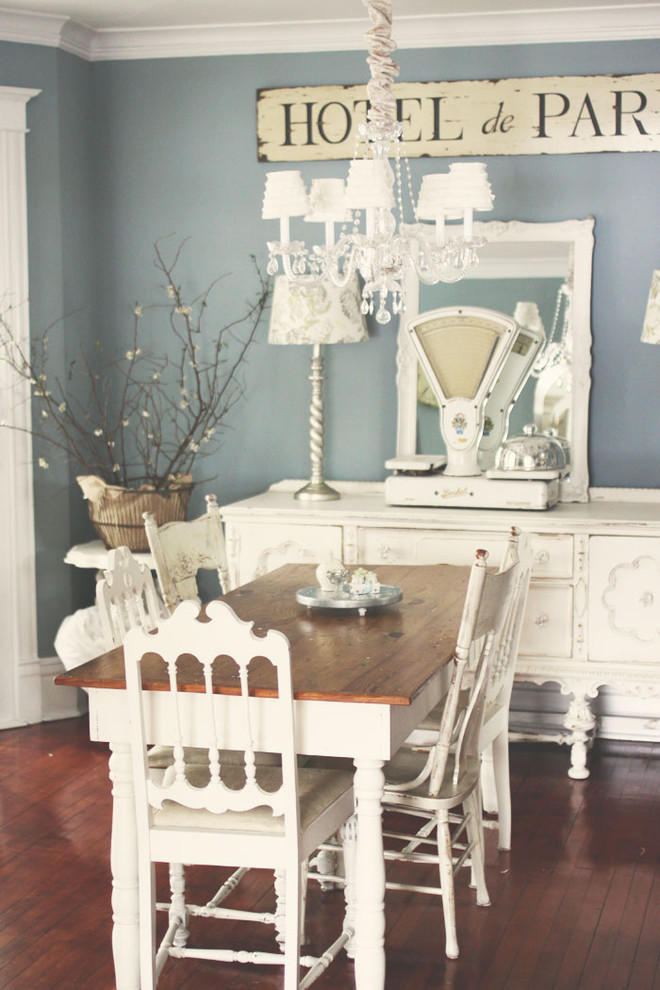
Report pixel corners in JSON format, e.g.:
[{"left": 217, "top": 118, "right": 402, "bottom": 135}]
[{"left": 316, "top": 236, "right": 358, "bottom": 288}]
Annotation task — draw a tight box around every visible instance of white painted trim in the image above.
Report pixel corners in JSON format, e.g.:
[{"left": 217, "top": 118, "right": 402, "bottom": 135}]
[
  {"left": 590, "top": 486, "right": 660, "bottom": 503},
  {"left": 40, "top": 656, "right": 87, "bottom": 722},
  {"left": 0, "top": 6, "right": 67, "bottom": 48},
  {"left": 0, "top": 86, "right": 41, "bottom": 727},
  {"left": 60, "top": 18, "right": 96, "bottom": 60},
  {"left": 0, "top": 6, "right": 658, "bottom": 61}
]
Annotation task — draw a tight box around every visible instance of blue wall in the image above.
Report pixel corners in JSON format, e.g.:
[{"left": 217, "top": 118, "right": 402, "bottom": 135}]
[{"left": 1, "top": 36, "right": 659, "bottom": 650}]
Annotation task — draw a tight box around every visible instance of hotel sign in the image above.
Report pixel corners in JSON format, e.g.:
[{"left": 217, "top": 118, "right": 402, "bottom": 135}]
[{"left": 257, "top": 73, "right": 660, "bottom": 161}]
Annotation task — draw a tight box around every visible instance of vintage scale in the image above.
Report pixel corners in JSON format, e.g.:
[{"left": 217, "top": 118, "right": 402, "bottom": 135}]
[{"left": 385, "top": 305, "right": 563, "bottom": 510}]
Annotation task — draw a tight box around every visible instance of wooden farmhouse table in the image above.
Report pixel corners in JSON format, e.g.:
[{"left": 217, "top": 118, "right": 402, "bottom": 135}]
[{"left": 55, "top": 562, "right": 470, "bottom": 990}]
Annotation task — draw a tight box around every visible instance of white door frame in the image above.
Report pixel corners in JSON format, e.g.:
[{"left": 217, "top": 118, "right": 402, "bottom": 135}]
[{"left": 0, "top": 85, "right": 42, "bottom": 727}]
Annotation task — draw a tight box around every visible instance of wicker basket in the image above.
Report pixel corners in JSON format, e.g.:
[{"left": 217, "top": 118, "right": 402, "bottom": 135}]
[{"left": 77, "top": 475, "right": 193, "bottom": 552}]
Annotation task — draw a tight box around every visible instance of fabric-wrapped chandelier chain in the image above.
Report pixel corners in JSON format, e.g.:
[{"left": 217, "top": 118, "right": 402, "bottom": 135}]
[{"left": 262, "top": 0, "right": 494, "bottom": 325}]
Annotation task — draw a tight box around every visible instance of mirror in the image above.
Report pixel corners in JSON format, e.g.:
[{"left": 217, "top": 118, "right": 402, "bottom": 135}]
[{"left": 395, "top": 218, "right": 595, "bottom": 502}]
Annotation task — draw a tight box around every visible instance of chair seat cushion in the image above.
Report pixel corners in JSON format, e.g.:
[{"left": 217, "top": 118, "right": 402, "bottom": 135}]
[
  {"left": 151, "top": 763, "right": 354, "bottom": 834},
  {"left": 383, "top": 745, "right": 480, "bottom": 810},
  {"left": 147, "top": 746, "right": 282, "bottom": 769}
]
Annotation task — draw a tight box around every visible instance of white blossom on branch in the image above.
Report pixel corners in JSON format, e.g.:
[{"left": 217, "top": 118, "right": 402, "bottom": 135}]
[{"left": 0, "top": 238, "right": 271, "bottom": 491}]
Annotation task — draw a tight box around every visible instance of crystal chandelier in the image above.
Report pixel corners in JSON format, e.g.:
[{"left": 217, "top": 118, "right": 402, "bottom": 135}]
[{"left": 262, "top": 0, "right": 495, "bottom": 325}]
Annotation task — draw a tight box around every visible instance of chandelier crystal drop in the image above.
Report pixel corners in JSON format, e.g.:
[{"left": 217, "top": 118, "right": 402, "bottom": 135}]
[{"left": 262, "top": 0, "right": 495, "bottom": 325}]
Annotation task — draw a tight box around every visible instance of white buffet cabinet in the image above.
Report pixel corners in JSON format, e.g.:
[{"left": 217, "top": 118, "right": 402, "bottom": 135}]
[{"left": 221, "top": 481, "right": 660, "bottom": 778}]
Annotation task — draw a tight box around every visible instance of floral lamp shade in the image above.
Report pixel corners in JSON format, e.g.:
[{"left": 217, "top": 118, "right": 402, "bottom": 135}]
[
  {"left": 267, "top": 275, "right": 368, "bottom": 502},
  {"left": 268, "top": 276, "right": 368, "bottom": 345},
  {"left": 641, "top": 270, "right": 660, "bottom": 344}
]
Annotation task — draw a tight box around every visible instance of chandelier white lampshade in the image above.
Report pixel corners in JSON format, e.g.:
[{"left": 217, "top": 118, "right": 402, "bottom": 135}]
[
  {"left": 305, "top": 178, "right": 349, "bottom": 223},
  {"left": 417, "top": 174, "right": 462, "bottom": 221},
  {"left": 641, "top": 270, "right": 660, "bottom": 344},
  {"left": 262, "top": 0, "right": 495, "bottom": 326},
  {"left": 262, "top": 170, "right": 309, "bottom": 219},
  {"left": 344, "top": 159, "right": 396, "bottom": 210},
  {"left": 269, "top": 276, "right": 368, "bottom": 500}
]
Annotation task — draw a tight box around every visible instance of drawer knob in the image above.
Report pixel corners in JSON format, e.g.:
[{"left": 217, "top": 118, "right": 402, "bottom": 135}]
[
  {"left": 534, "top": 550, "right": 550, "bottom": 565},
  {"left": 639, "top": 591, "right": 654, "bottom": 608},
  {"left": 376, "top": 544, "right": 393, "bottom": 560},
  {"left": 534, "top": 614, "right": 550, "bottom": 628}
]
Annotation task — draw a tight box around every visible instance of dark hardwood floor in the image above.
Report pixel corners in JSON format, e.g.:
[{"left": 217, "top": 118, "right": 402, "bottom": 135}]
[{"left": 1, "top": 716, "right": 658, "bottom": 989}]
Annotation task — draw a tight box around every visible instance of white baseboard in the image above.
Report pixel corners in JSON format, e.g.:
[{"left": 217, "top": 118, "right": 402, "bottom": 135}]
[{"left": 40, "top": 655, "right": 86, "bottom": 723}]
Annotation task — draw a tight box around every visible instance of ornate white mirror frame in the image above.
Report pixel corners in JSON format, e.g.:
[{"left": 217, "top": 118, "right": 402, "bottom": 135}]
[{"left": 396, "top": 217, "right": 595, "bottom": 503}]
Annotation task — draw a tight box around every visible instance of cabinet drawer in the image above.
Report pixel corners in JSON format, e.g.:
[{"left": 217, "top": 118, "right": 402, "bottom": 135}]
[
  {"left": 357, "top": 527, "right": 573, "bottom": 579},
  {"left": 519, "top": 585, "right": 573, "bottom": 658},
  {"left": 589, "top": 536, "right": 660, "bottom": 662},
  {"left": 225, "top": 522, "right": 343, "bottom": 586},
  {"left": 529, "top": 535, "right": 573, "bottom": 579},
  {"left": 357, "top": 528, "right": 511, "bottom": 568}
]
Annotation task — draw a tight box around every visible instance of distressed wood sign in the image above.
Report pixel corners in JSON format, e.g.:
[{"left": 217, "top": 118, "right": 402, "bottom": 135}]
[{"left": 257, "top": 73, "right": 660, "bottom": 161}]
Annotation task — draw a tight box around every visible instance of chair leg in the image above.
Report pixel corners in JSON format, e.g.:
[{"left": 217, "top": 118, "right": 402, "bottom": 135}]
[
  {"left": 274, "top": 867, "right": 287, "bottom": 951},
  {"left": 300, "top": 860, "right": 308, "bottom": 946},
  {"left": 316, "top": 843, "right": 340, "bottom": 891},
  {"left": 283, "top": 863, "right": 301, "bottom": 990},
  {"left": 464, "top": 792, "right": 490, "bottom": 907},
  {"left": 480, "top": 742, "right": 498, "bottom": 814},
  {"left": 138, "top": 860, "right": 158, "bottom": 990},
  {"left": 341, "top": 815, "right": 358, "bottom": 960},
  {"left": 436, "top": 809, "right": 459, "bottom": 959},
  {"left": 469, "top": 784, "right": 484, "bottom": 890},
  {"left": 492, "top": 728, "right": 512, "bottom": 851},
  {"left": 168, "top": 862, "right": 189, "bottom": 947}
]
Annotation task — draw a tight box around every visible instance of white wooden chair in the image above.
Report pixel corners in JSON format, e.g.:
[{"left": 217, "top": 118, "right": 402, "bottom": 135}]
[
  {"left": 143, "top": 492, "right": 230, "bottom": 613},
  {"left": 96, "top": 546, "right": 273, "bottom": 916},
  {"left": 123, "top": 597, "right": 356, "bottom": 990},
  {"left": 405, "top": 527, "right": 533, "bottom": 850},
  {"left": 381, "top": 543, "right": 523, "bottom": 959},
  {"left": 96, "top": 545, "right": 165, "bottom": 648}
]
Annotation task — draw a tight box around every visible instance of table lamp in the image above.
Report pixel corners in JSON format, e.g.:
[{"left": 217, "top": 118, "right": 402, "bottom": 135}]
[
  {"left": 641, "top": 270, "right": 660, "bottom": 344},
  {"left": 268, "top": 275, "right": 368, "bottom": 500}
]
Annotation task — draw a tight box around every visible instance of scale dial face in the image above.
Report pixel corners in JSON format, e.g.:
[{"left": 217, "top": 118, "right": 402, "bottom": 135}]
[{"left": 408, "top": 306, "right": 520, "bottom": 475}]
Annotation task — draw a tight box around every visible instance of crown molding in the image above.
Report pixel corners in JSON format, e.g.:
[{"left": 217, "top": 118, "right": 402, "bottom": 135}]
[
  {"left": 0, "top": 5, "right": 658, "bottom": 61},
  {"left": 60, "top": 18, "right": 96, "bottom": 59},
  {"left": 0, "top": 5, "right": 68, "bottom": 47}
]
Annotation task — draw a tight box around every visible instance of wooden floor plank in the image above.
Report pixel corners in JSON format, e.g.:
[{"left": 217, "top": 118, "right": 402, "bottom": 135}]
[
  {"left": 1, "top": 718, "right": 659, "bottom": 990},
  {"left": 628, "top": 874, "right": 660, "bottom": 990}
]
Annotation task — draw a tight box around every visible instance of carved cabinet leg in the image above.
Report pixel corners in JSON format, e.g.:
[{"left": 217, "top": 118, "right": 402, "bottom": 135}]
[
  {"left": 563, "top": 690, "right": 598, "bottom": 779},
  {"left": 108, "top": 742, "right": 141, "bottom": 990}
]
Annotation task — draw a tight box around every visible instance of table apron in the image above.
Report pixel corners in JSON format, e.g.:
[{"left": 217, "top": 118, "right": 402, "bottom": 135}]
[{"left": 87, "top": 672, "right": 446, "bottom": 762}]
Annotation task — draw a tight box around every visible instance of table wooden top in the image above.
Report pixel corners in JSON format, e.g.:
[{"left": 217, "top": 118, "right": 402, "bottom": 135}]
[{"left": 54, "top": 563, "right": 470, "bottom": 707}]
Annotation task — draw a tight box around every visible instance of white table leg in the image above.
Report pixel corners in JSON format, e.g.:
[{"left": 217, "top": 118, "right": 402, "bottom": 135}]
[
  {"left": 108, "top": 742, "right": 140, "bottom": 990},
  {"left": 353, "top": 758, "right": 386, "bottom": 990}
]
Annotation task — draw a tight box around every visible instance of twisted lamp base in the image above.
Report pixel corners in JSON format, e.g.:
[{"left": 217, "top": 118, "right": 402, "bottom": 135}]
[{"left": 295, "top": 344, "right": 340, "bottom": 501}]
